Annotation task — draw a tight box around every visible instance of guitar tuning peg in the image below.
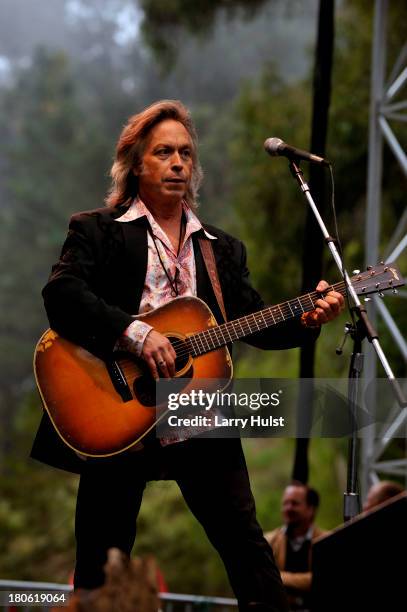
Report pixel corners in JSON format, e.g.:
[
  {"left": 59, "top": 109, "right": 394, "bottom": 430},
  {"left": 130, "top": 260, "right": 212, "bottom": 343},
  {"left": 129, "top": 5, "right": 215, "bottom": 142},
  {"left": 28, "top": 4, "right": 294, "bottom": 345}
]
[
  {"left": 379, "top": 292, "right": 384, "bottom": 298},
  {"left": 364, "top": 297, "right": 371, "bottom": 302},
  {"left": 393, "top": 289, "right": 398, "bottom": 295},
  {"left": 352, "top": 269, "right": 360, "bottom": 275},
  {"left": 367, "top": 265, "right": 373, "bottom": 270},
  {"left": 379, "top": 261, "right": 384, "bottom": 265}
]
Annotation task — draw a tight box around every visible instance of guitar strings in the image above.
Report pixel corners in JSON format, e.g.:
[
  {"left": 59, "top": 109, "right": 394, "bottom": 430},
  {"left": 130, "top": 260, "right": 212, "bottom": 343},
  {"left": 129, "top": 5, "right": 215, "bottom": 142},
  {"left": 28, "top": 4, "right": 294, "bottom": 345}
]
[
  {"left": 117, "top": 272, "right": 389, "bottom": 377},
  {"left": 117, "top": 278, "right": 369, "bottom": 371},
  {"left": 163, "top": 280, "right": 345, "bottom": 355},
  {"left": 117, "top": 279, "right": 353, "bottom": 375}
]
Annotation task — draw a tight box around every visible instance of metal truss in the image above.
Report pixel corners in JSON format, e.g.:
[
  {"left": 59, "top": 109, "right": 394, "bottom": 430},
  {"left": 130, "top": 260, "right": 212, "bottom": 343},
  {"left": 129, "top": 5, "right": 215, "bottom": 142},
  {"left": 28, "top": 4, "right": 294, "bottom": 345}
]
[{"left": 362, "top": 0, "right": 407, "bottom": 494}]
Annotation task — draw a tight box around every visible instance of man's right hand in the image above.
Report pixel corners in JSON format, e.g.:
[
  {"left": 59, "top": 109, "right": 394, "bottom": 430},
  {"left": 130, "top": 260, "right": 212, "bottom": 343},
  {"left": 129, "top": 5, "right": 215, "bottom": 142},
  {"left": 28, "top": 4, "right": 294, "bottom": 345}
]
[{"left": 141, "top": 329, "right": 177, "bottom": 380}]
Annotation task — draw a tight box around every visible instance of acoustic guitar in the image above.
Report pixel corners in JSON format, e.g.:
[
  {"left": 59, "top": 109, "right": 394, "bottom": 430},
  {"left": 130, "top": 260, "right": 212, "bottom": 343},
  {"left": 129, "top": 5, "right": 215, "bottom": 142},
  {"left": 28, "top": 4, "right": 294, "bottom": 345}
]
[{"left": 34, "top": 263, "right": 403, "bottom": 457}]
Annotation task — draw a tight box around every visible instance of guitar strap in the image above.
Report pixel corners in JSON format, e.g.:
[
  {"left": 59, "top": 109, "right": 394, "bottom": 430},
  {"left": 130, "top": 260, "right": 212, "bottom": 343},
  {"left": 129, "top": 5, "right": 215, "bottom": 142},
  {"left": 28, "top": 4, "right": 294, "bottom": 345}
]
[{"left": 198, "top": 236, "right": 228, "bottom": 323}]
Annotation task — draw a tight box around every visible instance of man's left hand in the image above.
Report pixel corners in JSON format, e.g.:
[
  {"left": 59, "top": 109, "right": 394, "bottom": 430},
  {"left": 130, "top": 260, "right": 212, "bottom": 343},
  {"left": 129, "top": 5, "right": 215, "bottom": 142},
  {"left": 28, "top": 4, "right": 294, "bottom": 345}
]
[{"left": 302, "top": 280, "right": 345, "bottom": 327}]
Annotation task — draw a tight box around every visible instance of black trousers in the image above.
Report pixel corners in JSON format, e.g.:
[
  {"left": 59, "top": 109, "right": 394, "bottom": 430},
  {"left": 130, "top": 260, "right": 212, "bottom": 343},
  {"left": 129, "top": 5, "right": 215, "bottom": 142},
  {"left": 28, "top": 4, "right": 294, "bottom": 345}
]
[{"left": 74, "top": 437, "right": 289, "bottom": 612}]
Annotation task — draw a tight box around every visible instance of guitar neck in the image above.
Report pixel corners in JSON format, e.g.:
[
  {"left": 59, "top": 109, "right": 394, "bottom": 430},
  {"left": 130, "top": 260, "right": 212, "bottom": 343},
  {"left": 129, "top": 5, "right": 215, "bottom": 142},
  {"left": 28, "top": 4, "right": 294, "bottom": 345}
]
[{"left": 187, "top": 280, "right": 347, "bottom": 356}]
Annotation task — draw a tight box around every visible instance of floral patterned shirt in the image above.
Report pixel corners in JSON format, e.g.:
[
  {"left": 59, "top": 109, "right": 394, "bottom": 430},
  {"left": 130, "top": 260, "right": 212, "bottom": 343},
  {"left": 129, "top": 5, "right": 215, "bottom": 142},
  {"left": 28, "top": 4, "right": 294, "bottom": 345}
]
[{"left": 115, "top": 197, "right": 217, "bottom": 446}]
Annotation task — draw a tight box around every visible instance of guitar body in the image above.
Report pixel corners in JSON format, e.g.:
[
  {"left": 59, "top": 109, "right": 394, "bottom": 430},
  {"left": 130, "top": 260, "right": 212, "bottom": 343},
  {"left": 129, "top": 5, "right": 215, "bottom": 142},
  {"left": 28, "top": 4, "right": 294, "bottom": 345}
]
[{"left": 34, "top": 297, "right": 232, "bottom": 457}]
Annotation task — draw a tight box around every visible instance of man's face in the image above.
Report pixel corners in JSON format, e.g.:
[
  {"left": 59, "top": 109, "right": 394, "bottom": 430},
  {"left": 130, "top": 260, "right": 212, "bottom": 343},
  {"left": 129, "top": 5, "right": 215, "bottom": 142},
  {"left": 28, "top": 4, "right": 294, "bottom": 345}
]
[
  {"left": 282, "top": 485, "right": 314, "bottom": 528},
  {"left": 135, "top": 119, "right": 193, "bottom": 208}
]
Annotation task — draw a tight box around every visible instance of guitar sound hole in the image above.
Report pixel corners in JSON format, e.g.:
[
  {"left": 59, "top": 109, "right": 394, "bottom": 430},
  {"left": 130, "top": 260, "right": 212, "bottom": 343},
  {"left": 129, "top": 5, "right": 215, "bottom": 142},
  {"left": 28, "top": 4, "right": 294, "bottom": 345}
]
[
  {"left": 169, "top": 336, "right": 190, "bottom": 373},
  {"left": 133, "top": 337, "right": 192, "bottom": 407}
]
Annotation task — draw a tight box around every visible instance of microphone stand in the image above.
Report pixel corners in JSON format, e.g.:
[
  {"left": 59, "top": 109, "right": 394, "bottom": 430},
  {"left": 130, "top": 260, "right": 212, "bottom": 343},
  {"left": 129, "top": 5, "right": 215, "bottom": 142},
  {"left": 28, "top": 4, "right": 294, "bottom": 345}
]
[{"left": 288, "top": 160, "right": 406, "bottom": 522}]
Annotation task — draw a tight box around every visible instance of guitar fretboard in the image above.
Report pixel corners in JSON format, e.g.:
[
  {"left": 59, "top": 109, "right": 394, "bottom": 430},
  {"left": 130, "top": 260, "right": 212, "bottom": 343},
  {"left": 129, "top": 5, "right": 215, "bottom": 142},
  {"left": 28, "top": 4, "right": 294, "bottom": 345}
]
[{"left": 185, "top": 282, "right": 345, "bottom": 357}]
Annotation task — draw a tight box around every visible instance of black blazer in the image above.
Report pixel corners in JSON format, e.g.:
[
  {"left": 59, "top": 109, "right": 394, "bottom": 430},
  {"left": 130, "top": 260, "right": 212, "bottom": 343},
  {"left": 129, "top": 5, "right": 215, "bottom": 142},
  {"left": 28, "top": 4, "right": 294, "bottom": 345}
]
[{"left": 31, "top": 205, "right": 318, "bottom": 473}]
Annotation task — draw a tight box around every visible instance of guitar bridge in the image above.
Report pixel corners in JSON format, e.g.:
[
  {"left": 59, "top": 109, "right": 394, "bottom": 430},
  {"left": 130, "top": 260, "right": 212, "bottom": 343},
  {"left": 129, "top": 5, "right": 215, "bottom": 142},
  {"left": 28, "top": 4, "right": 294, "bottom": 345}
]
[{"left": 106, "top": 359, "right": 133, "bottom": 402}]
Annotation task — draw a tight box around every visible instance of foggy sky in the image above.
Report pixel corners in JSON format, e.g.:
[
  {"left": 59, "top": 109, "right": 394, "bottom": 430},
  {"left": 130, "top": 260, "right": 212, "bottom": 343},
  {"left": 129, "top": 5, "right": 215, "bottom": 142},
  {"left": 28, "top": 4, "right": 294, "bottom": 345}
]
[{"left": 0, "top": 0, "right": 319, "bottom": 89}]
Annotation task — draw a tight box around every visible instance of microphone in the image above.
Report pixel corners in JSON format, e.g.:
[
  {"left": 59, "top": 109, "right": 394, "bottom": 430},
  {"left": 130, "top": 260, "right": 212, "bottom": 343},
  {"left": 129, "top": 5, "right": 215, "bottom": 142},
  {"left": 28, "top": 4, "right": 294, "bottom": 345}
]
[{"left": 264, "top": 137, "right": 330, "bottom": 166}]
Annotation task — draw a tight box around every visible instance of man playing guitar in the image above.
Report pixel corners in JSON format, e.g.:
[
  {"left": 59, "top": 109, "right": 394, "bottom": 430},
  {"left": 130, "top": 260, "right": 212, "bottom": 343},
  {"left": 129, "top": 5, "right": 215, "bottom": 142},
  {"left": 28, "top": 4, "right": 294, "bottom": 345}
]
[{"left": 31, "top": 100, "right": 344, "bottom": 611}]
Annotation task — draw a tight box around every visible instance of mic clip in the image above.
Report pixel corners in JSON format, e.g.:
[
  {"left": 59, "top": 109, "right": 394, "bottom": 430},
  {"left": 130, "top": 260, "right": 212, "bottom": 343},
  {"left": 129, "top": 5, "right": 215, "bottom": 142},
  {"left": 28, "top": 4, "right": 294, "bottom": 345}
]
[{"left": 336, "top": 322, "right": 353, "bottom": 355}]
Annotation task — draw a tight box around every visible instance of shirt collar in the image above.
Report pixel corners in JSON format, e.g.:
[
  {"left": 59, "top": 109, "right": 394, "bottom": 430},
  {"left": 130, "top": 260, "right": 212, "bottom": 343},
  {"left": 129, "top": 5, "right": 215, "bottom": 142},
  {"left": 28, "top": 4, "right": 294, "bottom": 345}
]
[
  {"left": 115, "top": 197, "right": 217, "bottom": 241},
  {"left": 283, "top": 524, "right": 314, "bottom": 543}
]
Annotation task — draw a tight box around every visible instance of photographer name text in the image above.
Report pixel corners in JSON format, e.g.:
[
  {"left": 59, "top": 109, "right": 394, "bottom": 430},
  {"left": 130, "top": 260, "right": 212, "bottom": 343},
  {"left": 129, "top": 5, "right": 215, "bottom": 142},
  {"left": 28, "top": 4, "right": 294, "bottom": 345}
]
[{"left": 166, "top": 414, "right": 285, "bottom": 428}]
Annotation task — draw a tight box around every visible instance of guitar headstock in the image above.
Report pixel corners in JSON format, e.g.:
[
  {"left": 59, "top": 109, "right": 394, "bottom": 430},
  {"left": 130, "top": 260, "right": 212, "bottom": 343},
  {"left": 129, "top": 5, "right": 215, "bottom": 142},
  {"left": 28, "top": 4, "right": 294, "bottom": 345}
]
[{"left": 351, "top": 262, "right": 405, "bottom": 297}]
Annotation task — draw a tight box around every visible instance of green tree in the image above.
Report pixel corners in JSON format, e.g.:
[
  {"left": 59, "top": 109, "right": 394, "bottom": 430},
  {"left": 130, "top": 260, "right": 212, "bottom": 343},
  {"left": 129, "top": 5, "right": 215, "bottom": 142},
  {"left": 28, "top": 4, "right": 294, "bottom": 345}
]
[
  {"left": 226, "top": 0, "right": 406, "bottom": 372},
  {"left": 0, "top": 48, "right": 113, "bottom": 464},
  {"left": 139, "top": 0, "right": 267, "bottom": 64}
]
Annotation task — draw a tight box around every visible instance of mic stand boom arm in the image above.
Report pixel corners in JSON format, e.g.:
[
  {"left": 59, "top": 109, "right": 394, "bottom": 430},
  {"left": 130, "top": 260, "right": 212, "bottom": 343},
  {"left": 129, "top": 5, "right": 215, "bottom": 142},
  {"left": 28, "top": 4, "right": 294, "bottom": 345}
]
[{"left": 288, "top": 160, "right": 406, "bottom": 522}]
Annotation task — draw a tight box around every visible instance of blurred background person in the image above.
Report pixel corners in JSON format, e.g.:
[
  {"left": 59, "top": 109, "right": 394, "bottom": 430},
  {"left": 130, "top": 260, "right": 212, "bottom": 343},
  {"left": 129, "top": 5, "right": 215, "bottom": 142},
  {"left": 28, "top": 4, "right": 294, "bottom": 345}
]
[
  {"left": 265, "top": 482, "right": 326, "bottom": 612},
  {"left": 363, "top": 480, "right": 405, "bottom": 512}
]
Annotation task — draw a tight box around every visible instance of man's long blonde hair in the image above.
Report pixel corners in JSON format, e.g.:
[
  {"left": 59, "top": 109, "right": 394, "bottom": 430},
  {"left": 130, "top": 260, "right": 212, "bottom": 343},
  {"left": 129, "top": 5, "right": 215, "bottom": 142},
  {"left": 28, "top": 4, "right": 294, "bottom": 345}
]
[{"left": 105, "top": 100, "right": 203, "bottom": 211}]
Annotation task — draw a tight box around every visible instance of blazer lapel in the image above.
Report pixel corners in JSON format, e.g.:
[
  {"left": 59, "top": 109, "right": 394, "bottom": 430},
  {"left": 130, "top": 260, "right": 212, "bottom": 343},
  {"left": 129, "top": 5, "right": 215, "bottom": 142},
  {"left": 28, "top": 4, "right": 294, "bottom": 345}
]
[{"left": 118, "top": 217, "right": 149, "bottom": 313}]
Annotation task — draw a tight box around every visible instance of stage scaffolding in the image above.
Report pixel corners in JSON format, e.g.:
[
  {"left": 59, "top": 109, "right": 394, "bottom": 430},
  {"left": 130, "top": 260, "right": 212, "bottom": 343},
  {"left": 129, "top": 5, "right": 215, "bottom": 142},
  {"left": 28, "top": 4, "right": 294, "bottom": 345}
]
[{"left": 362, "top": 0, "right": 407, "bottom": 493}]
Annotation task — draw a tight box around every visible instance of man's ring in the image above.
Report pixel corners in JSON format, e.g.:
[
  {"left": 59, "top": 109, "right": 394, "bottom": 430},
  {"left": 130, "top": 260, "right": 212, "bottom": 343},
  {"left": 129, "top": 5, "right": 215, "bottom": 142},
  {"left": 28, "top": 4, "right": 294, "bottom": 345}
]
[{"left": 158, "top": 360, "right": 165, "bottom": 367}]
